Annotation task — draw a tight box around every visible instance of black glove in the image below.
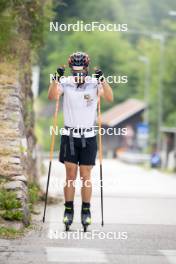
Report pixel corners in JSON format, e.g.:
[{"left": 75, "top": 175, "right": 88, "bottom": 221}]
[
  {"left": 57, "top": 66, "right": 65, "bottom": 77},
  {"left": 94, "top": 69, "right": 104, "bottom": 82},
  {"left": 52, "top": 66, "right": 65, "bottom": 81}
]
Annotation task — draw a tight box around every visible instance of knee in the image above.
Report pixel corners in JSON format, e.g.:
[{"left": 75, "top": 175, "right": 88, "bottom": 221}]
[
  {"left": 66, "top": 168, "right": 77, "bottom": 181},
  {"left": 80, "top": 174, "right": 91, "bottom": 181},
  {"left": 80, "top": 166, "right": 92, "bottom": 180}
]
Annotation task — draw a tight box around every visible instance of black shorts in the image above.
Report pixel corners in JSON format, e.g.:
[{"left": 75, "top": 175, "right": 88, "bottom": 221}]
[{"left": 59, "top": 135, "right": 97, "bottom": 166}]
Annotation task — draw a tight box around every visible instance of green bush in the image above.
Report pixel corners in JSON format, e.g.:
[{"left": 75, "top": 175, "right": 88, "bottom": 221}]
[
  {"left": 0, "top": 189, "right": 23, "bottom": 221},
  {"left": 1, "top": 210, "right": 24, "bottom": 221},
  {"left": 0, "top": 190, "right": 22, "bottom": 210},
  {"left": 28, "top": 182, "right": 41, "bottom": 214},
  {"left": 28, "top": 182, "right": 40, "bottom": 204},
  {"left": 0, "top": 226, "right": 24, "bottom": 238},
  {"left": 35, "top": 112, "right": 64, "bottom": 151}
]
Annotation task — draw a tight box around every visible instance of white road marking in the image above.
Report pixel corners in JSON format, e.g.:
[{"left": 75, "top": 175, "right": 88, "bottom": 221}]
[
  {"left": 159, "top": 250, "right": 176, "bottom": 263},
  {"left": 46, "top": 246, "right": 108, "bottom": 262}
]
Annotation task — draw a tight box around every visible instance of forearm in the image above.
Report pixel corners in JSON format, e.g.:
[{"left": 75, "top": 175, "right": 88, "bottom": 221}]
[
  {"left": 48, "top": 81, "right": 60, "bottom": 100},
  {"left": 101, "top": 80, "right": 113, "bottom": 102}
]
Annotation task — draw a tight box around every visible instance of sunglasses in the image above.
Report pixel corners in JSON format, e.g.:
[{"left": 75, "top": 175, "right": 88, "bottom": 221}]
[{"left": 72, "top": 72, "right": 87, "bottom": 77}]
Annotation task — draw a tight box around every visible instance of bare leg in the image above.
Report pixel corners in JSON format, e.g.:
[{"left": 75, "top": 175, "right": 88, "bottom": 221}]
[
  {"left": 64, "top": 162, "right": 78, "bottom": 202},
  {"left": 80, "top": 165, "right": 93, "bottom": 203}
]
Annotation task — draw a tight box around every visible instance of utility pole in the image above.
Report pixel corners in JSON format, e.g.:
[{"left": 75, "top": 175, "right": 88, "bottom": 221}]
[
  {"left": 139, "top": 56, "right": 150, "bottom": 124},
  {"left": 151, "top": 34, "right": 165, "bottom": 150}
]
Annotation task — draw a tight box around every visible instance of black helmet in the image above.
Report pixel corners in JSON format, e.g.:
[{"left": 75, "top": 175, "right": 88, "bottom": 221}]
[{"left": 68, "top": 51, "right": 90, "bottom": 69}]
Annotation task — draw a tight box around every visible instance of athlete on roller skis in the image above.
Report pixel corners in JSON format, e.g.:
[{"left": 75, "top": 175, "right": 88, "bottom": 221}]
[{"left": 48, "top": 51, "right": 113, "bottom": 231}]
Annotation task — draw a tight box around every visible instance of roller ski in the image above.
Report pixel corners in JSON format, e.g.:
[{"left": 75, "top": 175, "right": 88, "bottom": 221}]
[
  {"left": 81, "top": 203, "right": 91, "bottom": 232},
  {"left": 63, "top": 202, "right": 74, "bottom": 231}
]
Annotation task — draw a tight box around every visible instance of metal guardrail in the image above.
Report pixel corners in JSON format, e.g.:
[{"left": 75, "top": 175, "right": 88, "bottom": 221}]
[{"left": 118, "top": 152, "right": 150, "bottom": 164}]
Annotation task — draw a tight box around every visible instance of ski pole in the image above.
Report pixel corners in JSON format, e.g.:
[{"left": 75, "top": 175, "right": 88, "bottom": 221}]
[
  {"left": 98, "top": 95, "right": 104, "bottom": 227},
  {"left": 42, "top": 98, "right": 59, "bottom": 223}
]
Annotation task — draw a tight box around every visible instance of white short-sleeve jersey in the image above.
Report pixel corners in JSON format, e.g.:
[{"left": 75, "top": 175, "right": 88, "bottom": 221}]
[{"left": 59, "top": 76, "right": 101, "bottom": 128}]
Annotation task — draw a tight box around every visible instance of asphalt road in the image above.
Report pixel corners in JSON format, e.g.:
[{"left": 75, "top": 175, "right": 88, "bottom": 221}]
[{"left": 1, "top": 159, "right": 176, "bottom": 264}]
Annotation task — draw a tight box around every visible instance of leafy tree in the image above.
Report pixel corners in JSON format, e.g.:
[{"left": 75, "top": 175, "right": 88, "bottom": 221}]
[{"left": 38, "top": 0, "right": 176, "bottom": 150}]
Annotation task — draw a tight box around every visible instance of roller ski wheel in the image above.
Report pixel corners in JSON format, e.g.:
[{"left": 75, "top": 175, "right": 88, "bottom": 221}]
[
  {"left": 81, "top": 207, "right": 91, "bottom": 232},
  {"left": 65, "top": 224, "right": 70, "bottom": 232},
  {"left": 63, "top": 206, "right": 74, "bottom": 232},
  {"left": 83, "top": 224, "right": 88, "bottom": 232}
]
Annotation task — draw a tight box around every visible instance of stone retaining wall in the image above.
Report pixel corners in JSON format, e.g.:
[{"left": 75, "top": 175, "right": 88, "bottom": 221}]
[{"left": 0, "top": 72, "right": 37, "bottom": 228}]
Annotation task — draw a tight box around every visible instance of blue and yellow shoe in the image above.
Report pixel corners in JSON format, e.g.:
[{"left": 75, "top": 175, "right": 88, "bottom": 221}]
[
  {"left": 81, "top": 205, "right": 91, "bottom": 231},
  {"left": 63, "top": 205, "right": 74, "bottom": 231}
]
